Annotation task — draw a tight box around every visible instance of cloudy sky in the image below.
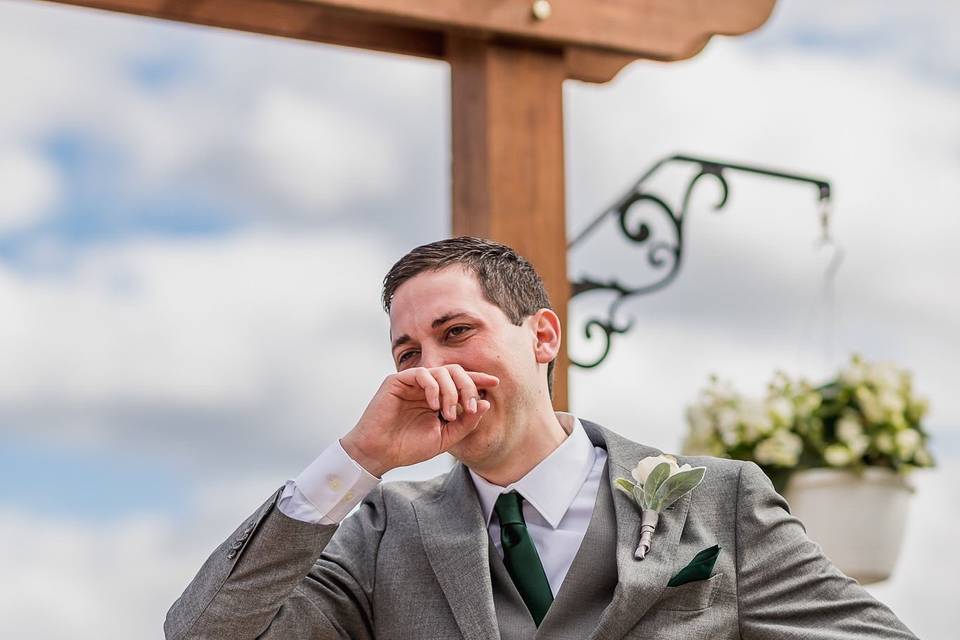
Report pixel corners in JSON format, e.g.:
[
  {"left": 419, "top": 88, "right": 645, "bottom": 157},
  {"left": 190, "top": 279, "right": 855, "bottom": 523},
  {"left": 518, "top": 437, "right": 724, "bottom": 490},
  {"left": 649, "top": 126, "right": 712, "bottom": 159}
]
[{"left": 1, "top": 0, "right": 958, "bottom": 637}]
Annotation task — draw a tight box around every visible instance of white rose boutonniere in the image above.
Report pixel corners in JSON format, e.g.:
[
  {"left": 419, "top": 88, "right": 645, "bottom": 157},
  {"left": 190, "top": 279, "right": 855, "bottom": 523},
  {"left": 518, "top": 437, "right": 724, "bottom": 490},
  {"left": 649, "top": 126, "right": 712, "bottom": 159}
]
[{"left": 615, "top": 454, "right": 706, "bottom": 559}]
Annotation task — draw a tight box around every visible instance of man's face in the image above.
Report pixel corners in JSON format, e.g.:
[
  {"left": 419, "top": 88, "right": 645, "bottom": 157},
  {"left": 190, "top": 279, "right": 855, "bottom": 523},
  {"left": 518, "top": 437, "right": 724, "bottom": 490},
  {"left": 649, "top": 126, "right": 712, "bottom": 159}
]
[{"left": 388, "top": 265, "right": 547, "bottom": 466}]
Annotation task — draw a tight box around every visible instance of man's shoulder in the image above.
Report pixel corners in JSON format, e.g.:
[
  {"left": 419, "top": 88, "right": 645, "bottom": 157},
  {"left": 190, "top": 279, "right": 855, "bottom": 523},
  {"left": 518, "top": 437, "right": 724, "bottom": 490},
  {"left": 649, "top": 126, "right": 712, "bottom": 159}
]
[{"left": 579, "top": 417, "right": 747, "bottom": 485}]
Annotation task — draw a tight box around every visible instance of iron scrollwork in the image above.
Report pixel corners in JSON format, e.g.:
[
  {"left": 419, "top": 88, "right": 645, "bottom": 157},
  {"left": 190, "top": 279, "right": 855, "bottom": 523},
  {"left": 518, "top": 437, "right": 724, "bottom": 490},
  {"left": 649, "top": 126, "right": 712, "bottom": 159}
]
[{"left": 568, "top": 154, "right": 830, "bottom": 369}]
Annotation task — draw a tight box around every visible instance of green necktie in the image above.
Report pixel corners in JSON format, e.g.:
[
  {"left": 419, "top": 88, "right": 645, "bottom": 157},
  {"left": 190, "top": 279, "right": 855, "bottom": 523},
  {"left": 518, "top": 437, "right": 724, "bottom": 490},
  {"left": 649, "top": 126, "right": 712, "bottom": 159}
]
[{"left": 494, "top": 491, "right": 554, "bottom": 626}]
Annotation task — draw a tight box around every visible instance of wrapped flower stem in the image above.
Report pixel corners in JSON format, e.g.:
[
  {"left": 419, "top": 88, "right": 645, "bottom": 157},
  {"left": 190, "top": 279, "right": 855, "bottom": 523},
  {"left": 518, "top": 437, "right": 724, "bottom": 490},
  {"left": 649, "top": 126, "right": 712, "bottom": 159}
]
[{"left": 635, "top": 509, "right": 660, "bottom": 560}]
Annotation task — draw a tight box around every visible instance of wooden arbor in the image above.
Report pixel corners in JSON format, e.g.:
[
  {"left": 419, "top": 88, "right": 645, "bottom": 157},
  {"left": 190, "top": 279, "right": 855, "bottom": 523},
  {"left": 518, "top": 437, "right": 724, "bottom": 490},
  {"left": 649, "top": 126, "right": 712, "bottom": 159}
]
[{"left": 38, "top": 0, "right": 777, "bottom": 409}]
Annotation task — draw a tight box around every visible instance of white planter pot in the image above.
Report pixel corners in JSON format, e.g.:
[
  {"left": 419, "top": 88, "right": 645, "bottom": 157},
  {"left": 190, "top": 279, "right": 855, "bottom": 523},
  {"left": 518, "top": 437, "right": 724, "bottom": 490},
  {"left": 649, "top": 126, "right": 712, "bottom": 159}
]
[{"left": 783, "top": 467, "right": 915, "bottom": 585}]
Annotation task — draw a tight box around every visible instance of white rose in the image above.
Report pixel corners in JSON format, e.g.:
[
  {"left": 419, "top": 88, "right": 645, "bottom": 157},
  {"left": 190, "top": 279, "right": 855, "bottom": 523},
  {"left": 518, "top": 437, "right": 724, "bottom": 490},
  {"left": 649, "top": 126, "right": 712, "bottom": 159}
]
[
  {"left": 792, "top": 393, "right": 819, "bottom": 420},
  {"left": 878, "top": 390, "right": 906, "bottom": 416},
  {"left": 768, "top": 396, "right": 795, "bottom": 425},
  {"left": 716, "top": 407, "right": 740, "bottom": 446},
  {"left": 875, "top": 432, "right": 895, "bottom": 454},
  {"left": 895, "top": 429, "right": 921, "bottom": 458},
  {"left": 717, "top": 407, "right": 738, "bottom": 432},
  {"left": 631, "top": 454, "right": 692, "bottom": 484},
  {"left": 740, "top": 399, "right": 772, "bottom": 440},
  {"left": 753, "top": 430, "right": 803, "bottom": 467},
  {"left": 824, "top": 444, "right": 853, "bottom": 467},
  {"left": 848, "top": 434, "right": 870, "bottom": 457},
  {"left": 855, "top": 386, "right": 884, "bottom": 424},
  {"left": 836, "top": 415, "right": 863, "bottom": 444}
]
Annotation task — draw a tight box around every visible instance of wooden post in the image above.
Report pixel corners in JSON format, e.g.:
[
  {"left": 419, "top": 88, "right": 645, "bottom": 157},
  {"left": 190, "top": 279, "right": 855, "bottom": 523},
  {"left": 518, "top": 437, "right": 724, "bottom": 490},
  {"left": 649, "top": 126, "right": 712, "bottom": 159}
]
[{"left": 448, "top": 36, "right": 569, "bottom": 411}]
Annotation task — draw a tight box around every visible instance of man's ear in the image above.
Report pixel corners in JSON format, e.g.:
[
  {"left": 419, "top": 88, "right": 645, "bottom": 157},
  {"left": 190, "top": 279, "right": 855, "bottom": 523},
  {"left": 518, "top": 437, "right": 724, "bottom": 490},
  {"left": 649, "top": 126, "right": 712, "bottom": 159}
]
[{"left": 530, "top": 308, "right": 561, "bottom": 365}]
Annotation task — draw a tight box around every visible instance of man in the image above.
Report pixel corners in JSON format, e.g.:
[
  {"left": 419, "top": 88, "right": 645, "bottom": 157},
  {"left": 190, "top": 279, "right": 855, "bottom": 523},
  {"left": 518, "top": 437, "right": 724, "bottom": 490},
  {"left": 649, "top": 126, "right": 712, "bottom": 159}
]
[{"left": 165, "top": 237, "right": 917, "bottom": 640}]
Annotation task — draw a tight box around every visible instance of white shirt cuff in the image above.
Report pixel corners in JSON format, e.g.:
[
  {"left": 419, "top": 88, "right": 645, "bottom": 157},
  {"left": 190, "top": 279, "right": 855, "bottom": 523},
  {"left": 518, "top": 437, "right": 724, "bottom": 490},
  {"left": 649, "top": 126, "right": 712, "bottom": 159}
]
[{"left": 277, "top": 439, "right": 381, "bottom": 524}]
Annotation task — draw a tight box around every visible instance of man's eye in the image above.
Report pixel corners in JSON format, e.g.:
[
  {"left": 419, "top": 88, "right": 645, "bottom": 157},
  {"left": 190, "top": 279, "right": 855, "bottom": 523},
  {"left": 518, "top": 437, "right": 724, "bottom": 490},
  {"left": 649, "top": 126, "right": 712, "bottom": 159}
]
[
  {"left": 446, "top": 325, "right": 470, "bottom": 339},
  {"left": 397, "top": 350, "right": 418, "bottom": 365}
]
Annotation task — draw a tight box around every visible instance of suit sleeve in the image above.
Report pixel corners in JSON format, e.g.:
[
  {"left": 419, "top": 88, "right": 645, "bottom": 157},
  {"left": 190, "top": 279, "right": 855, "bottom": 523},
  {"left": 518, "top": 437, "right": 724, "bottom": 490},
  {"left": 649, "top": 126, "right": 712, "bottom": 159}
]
[
  {"left": 164, "top": 484, "right": 387, "bottom": 640},
  {"left": 734, "top": 461, "right": 918, "bottom": 640}
]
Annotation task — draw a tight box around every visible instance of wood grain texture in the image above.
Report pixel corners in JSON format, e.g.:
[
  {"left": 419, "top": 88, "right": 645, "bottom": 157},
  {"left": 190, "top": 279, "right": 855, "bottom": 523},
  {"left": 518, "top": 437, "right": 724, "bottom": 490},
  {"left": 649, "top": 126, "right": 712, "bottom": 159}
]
[
  {"left": 39, "top": 0, "right": 777, "bottom": 74},
  {"left": 449, "top": 37, "right": 569, "bottom": 410},
  {"left": 302, "top": 0, "right": 776, "bottom": 59},
  {"left": 36, "top": 0, "right": 445, "bottom": 60}
]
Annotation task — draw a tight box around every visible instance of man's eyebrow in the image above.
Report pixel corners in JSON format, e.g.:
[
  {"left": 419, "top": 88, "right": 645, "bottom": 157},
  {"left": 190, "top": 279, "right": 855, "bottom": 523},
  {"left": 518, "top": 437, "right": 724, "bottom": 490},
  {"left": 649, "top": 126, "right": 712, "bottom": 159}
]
[
  {"left": 431, "top": 311, "right": 472, "bottom": 329},
  {"left": 391, "top": 334, "right": 411, "bottom": 351},
  {"left": 391, "top": 312, "right": 476, "bottom": 352}
]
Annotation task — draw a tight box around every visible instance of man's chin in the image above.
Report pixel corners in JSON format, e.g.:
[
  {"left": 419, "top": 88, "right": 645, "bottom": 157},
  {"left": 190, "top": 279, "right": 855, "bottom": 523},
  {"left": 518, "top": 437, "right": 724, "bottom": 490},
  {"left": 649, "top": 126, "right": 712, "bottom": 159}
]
[{"left": 449, "top": 416, "right": 501, "bottom": 465}]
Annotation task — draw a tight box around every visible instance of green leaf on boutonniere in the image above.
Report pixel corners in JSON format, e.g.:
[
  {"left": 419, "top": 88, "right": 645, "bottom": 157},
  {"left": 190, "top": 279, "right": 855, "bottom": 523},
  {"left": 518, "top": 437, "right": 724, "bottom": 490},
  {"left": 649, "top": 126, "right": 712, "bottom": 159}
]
[
  {"left": 655, "top": 467, "right": 706, "bottom": 510},
  {"left": 614, "top": 478, "right": 637, "bottom": 497},
  {"left": 644, "top": 462, "right": 672, "bottom": 509}
]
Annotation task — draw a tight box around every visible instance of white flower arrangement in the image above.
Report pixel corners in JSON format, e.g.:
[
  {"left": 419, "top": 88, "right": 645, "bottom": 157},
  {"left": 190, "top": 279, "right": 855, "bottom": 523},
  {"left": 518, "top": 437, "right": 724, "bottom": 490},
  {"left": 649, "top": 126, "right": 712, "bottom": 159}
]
[
  {"left": 682, "top": 355, "right": 935, "bottom": 492},
  {"left": 615, "top": 454, "right": 706, "bottom": 559}
]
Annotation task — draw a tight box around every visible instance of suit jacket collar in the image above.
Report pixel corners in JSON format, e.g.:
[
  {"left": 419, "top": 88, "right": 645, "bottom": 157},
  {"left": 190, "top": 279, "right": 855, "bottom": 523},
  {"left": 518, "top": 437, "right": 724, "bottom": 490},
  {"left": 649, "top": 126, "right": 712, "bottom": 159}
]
[{"left": 412, "top": 419, "right": 690, "bottom": 640}]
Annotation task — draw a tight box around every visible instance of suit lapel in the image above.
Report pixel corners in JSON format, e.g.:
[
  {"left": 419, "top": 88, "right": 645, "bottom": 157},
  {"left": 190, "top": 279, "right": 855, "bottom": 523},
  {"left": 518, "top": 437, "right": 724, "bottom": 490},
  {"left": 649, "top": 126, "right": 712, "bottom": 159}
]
[
  {"left": 412, "top": 464, "right": 500, "bottom": 640},
  {"left": 581, "top": 421, "right": 692, "bottom": 640}
]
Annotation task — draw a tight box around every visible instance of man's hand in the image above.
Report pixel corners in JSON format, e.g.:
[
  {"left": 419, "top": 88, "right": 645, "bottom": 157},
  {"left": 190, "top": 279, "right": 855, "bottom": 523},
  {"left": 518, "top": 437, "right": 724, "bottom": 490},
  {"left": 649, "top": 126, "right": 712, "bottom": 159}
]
[{"left": 340, "top": 365, "right": 498, "bottom": 477}]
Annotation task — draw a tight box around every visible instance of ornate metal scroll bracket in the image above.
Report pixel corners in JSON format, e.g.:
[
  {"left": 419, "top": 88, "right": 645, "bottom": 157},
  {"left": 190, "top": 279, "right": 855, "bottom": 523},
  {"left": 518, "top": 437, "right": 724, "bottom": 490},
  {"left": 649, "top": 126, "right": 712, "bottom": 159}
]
[{"left": 567, "top": 153, "right": 832, "bottom": 369}]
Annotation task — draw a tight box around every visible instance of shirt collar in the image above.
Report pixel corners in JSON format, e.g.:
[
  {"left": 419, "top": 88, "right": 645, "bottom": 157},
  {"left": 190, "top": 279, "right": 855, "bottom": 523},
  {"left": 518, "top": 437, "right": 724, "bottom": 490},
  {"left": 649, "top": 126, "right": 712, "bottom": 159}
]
[{"left": 468, "top": 412, "right": 597, "bottom": 529}]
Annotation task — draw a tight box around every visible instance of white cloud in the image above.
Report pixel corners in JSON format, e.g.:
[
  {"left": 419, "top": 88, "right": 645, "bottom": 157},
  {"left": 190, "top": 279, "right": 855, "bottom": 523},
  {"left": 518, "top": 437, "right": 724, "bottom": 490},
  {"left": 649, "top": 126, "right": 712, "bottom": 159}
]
[
  {"left": 752, "top": 0, "right": 960, "bottom": 85},
  {"left": 0, "top": 508, "right": 186, "bottom": 640},
  {"left": 0, "top": 0, "right": 444, "bottom": 226},
  {"left": 0, "top": 477, "right": 294, "bottom": 640},
  {"left": 248, "top": 89, "right": 401, "bottom": 212},
  {"left": 0, "top": 146, "right": 59, "bottom": 230},
  {"left": 0, "top": 231, "right": 399, "bottom": 469}
]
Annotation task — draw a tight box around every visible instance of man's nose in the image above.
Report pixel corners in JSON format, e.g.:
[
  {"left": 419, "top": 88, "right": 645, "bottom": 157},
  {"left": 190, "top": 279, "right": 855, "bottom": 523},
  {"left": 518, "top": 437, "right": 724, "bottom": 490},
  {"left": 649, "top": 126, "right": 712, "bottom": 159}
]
[{"left": 418, "top": 346, "right": 450, "bottom": 370}]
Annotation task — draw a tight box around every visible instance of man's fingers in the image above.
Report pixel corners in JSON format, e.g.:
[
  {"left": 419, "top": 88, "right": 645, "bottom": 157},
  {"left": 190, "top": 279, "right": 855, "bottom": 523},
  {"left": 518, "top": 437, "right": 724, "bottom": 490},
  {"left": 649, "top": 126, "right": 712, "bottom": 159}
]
[
  {"left": 412, "top": 368, "right": 441, "bottom": 411},
  {"left": 466, "top": 371, "right": 500, "bottom": 388},
  {"left": 431, "top": 367, "right": 460, "bottom": 422},
  {"left": 447, "top": 366, "right": 480, "bottom": 414},
  {"left": 391, "top": 366, "right": 497, "bottom": 416}
]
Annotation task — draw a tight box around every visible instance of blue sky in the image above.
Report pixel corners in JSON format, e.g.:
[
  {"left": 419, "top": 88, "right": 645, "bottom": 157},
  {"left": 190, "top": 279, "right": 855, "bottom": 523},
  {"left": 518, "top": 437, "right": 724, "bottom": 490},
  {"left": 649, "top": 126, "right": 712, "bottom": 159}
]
[
  {"left": 1, "top": 0, "right": 959, "bottom": 637},
  {"left": 0, "top": 431, "right": 188, "bottom": 518}
]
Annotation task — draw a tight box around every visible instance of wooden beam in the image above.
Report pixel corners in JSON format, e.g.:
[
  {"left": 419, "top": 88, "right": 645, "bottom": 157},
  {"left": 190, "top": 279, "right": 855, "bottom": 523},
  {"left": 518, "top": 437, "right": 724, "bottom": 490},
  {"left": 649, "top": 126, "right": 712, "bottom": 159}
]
[
  {"left": 36, "top": 0, "right": 446, "bottom": 60},
  {"left": 302, "top": 0, "right": 776, "bottom": 60},
  {"left": 38, "top": 0, "right": 777, "bottom": 81},
  {"left": 449, "top": 37, "right": 570, "bottom": 410}
]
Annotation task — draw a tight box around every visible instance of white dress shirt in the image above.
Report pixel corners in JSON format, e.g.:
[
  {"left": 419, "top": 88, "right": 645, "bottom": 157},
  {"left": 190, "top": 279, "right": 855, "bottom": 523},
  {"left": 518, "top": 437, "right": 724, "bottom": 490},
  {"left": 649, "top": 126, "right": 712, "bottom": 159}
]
[{"left": 278, "top": 412, "right": 608, "bottom": 597}]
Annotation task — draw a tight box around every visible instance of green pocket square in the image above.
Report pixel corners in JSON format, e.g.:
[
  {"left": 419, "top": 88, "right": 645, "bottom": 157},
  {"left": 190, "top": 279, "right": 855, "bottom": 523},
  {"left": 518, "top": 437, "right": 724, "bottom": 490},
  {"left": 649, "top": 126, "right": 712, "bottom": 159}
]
[{"left": 667, "top": 544, "right": 721, "bottom": 587}]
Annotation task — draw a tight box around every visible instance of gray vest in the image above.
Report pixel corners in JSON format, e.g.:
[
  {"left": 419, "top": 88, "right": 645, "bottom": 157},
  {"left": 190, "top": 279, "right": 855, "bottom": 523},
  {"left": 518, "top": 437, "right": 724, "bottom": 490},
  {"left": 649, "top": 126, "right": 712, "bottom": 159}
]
[{"left": 489, "top": 462, "right": 619, "bottom": 639}]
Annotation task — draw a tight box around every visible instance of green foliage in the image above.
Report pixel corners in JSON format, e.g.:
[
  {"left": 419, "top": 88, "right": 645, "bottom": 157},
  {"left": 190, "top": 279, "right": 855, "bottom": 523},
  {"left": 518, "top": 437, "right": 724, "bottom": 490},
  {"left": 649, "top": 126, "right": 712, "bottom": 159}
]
[
  {"left": 681, "top": 355, "right": 936, "bottom": 491},
  {"left": 654, "top": 467, "right": 706, "bottom": 510},
  {"left": 642, "top": 462, "right": 671, "bottom": 509},
  {"left": 614, "top": 478, "right": 637, "bottom": 496}
]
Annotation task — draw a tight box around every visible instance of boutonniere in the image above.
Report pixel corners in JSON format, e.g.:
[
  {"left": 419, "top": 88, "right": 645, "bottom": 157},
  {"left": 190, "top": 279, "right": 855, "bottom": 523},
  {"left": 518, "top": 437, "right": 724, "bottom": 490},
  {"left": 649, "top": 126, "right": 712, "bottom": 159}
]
[{"left": 615, "top": 454, "right": 706, "bottom": 560}]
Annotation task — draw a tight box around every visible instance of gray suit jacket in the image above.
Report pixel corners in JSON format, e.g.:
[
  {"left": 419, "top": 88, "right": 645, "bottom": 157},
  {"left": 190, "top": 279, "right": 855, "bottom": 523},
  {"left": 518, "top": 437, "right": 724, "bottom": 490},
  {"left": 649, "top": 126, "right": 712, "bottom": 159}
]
[{"left": 165, "top": 420, "right": 917, "bottom": 639}]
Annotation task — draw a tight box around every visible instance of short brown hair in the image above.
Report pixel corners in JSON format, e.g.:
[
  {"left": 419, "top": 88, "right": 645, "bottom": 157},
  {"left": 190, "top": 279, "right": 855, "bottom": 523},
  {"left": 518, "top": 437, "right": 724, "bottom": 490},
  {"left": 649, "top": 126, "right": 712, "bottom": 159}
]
[{"left": 382, "top": 236, "right": 555, "bottom": 397}]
